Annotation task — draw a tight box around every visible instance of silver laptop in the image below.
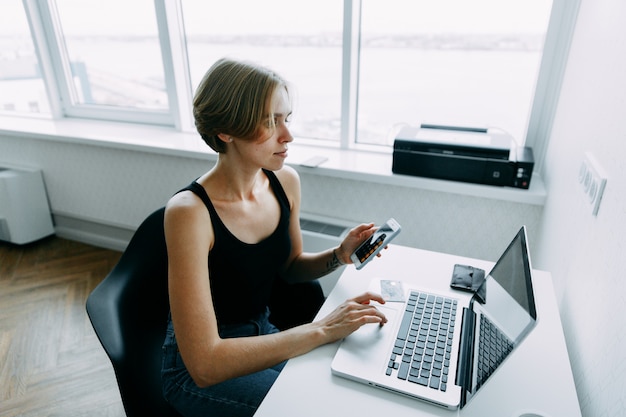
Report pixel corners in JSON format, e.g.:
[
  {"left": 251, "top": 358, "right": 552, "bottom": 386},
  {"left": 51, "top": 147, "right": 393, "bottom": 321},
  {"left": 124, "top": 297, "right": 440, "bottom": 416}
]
[{"left": 331, "top": 226, "right": 537, "bottom": 410}]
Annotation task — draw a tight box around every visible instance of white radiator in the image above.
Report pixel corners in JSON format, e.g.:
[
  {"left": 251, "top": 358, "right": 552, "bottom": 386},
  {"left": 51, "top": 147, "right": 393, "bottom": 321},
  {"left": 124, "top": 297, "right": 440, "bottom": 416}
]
[
  {"left": 300, "top": 213, "right": 352, "bottom": 296},
  {"left": 0, "top": 166, "right": 55, "bottom": 244}
]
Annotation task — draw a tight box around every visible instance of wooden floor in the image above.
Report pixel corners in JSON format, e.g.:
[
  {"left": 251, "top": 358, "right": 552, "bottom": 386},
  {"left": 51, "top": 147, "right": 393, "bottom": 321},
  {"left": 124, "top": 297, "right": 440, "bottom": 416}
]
[{"left": 0, "top": 236, "right": 125, "bottom": 417}]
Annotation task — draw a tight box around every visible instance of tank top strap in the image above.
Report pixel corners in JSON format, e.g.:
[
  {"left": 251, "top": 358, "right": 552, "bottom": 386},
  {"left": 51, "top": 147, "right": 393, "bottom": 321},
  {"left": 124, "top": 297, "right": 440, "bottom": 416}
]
[
  {"left": 262, "top": 169, "right": 290, "bottom": 210},
  {"left": 176, "top": 181, "right": 219, "bottom": 218}
]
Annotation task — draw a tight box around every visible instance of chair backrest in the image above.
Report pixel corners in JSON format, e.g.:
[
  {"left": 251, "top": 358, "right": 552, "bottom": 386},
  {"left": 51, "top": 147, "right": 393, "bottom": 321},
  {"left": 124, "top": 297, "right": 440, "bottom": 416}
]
[{"left": 86, "top": 207, "right": 180, "bottom": 417}]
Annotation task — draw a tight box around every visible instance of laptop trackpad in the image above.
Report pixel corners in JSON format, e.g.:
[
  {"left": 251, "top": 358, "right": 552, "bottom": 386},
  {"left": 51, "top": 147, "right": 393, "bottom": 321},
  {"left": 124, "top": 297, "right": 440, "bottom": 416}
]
[{"left": 337, "top": 305, "right": 400, "bottom": 363}]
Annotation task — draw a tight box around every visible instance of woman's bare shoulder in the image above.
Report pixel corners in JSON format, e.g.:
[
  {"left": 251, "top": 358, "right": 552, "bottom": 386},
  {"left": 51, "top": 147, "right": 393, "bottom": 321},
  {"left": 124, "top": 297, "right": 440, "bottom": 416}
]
[
  {"left": 165, "top": 191, "right": 211, "bottom": 229},
  {"left": 274, "top": 165, "right": 300, "bottom": 190}
]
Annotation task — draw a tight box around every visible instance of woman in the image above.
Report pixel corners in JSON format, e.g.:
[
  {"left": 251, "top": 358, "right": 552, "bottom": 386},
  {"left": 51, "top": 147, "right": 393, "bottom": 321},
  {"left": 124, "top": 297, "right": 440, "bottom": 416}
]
[{"left": 161, "top": 58, "right": 387, "bottom": 417}]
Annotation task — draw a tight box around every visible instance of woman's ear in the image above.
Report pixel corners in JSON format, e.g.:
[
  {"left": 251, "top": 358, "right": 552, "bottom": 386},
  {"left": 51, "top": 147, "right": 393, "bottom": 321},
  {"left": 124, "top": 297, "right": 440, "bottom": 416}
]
[{"left": 217, "top": 133, "right": 232, "bottom": 143}]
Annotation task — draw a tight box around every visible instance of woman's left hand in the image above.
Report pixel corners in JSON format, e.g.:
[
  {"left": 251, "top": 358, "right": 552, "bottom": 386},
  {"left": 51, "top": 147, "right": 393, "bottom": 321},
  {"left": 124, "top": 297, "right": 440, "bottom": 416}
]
[{"left": 335, "top": 223, "right": 378, "bottom": 264}]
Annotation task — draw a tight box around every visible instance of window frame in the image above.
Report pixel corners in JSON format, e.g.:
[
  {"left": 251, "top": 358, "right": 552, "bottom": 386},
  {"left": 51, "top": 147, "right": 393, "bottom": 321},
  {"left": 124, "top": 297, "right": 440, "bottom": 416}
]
[
  {"left": 523, "top": 0, "right": 581, "bottom": 172},
  {"left": 30, "top": 0, "right": 179, "bottom": 126},
  {"left": 16, "top": 0, "right": 580, "bottom": 172}
]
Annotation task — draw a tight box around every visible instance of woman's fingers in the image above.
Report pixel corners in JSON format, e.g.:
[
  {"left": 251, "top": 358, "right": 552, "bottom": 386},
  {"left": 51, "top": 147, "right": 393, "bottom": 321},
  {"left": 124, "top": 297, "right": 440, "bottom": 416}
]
[
  {"left": 349, "top": 292, "right": 387, "bottom": 324},
  {"left": 352, "top": 291, "right": 386, "bottom": 306}
]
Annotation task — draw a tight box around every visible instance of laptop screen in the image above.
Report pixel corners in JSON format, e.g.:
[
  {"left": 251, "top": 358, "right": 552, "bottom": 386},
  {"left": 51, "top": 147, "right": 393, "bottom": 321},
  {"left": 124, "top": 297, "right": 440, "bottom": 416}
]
[
  {"left": 462, "top": 226, "right": 537, "bottom": 406},
  {"left": 488, "top": 227, "right": 536, "bottom": 320}
]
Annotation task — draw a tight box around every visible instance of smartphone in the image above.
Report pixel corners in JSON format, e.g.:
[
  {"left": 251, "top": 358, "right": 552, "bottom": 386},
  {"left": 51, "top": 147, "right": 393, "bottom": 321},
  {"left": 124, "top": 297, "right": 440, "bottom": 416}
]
[{"left": 350, "top": 218, "right": 401, "bottom": 270}]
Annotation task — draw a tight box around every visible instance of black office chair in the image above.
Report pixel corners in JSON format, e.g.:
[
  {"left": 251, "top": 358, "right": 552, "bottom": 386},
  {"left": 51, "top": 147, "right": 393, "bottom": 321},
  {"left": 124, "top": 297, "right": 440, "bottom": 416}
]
[
  {"left": 86, "top": 207, "right": 179, "bottom": 417},
  {"left": 87, "top": 206, "right": 325, "bottom": 417}
]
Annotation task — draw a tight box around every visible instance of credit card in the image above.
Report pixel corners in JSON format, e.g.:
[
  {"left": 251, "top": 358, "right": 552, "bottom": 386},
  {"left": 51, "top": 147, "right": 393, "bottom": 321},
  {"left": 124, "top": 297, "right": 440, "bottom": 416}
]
[{"left": 380, "top": 279, "right": 405, "bottom": 302}]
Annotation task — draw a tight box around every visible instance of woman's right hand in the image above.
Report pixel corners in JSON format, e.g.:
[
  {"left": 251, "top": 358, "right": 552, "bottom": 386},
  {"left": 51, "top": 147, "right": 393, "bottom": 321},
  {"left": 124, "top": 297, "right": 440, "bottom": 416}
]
[{"left": 316, "top": 292, "right": 388, "bottom": 343}]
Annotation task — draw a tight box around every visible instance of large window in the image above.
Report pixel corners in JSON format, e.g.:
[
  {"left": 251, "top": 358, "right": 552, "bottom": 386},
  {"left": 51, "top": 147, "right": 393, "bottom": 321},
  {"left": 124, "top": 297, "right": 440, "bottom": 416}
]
[
  {"left": 358, "top": 0, "right": 552, "bottom": 146},
  {"left": 0, "top": 1, "right": 48, "bottom": 115},
  {"left": 1, "top": 0, "right": 578, "bottom": 158},
  {"left": 37, "top": 0, "right": 173, "bottom": 125},
  {"left": 180, "top": 0, "right": 343, "bottom": 142},
  {"left": 53, "top": 0, "right": 167, "bottom": 110}
]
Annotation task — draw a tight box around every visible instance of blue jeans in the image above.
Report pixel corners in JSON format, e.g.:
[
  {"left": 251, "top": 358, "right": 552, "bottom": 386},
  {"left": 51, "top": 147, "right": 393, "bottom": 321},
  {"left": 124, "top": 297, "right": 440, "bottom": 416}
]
[{"left": 161, "top": 308, "right": 286, "bottom": 417}]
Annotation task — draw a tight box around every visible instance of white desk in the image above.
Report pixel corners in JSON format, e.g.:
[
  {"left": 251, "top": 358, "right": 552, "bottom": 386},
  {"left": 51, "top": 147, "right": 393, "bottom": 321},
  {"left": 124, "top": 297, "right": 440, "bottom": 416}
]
[{"left": 255, "top": 244, "right": 581, "bottom": 417}]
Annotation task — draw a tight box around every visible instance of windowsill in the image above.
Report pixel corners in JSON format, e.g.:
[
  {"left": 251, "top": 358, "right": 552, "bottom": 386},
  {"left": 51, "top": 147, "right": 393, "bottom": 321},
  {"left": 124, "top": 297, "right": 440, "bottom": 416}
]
[{"left": 0, "top": 116, "right": 546, "bottom": 205}]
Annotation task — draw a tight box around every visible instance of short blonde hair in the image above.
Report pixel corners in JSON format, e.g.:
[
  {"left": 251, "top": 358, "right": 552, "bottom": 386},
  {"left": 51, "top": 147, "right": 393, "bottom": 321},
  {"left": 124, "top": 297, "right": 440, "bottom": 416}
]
[{"left": 193, "top": 58, "right": 289, "bottom": 153}]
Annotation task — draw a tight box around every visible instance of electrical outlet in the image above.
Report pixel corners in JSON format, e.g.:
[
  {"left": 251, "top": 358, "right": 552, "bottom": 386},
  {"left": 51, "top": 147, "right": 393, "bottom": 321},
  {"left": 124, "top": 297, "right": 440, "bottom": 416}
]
[{"left": 578, "top": 152, "right": 607, "bottom": 216}]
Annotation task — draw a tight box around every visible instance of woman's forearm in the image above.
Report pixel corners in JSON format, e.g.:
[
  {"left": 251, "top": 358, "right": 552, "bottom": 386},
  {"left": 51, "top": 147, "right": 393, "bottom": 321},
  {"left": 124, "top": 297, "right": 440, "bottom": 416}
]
[{"left": 281, "top": 246, "right": 350, "bottom": 283}]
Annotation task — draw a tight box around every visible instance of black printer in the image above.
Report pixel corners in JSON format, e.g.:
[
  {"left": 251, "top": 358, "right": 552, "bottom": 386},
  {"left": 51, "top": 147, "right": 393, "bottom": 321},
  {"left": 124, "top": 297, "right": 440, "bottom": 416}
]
[{"left": 392, "top": 125, "right": 534, "bottom": 189}]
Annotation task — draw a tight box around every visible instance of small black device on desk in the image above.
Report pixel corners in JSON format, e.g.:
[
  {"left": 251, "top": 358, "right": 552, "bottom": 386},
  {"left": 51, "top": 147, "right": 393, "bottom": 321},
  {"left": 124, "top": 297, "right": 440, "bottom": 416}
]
[
  {"left": 450, "top": 263, "right": 487, "bottom": 303},
  {"left": 392, "top": 124, "right": 534, "bottom": 189}
]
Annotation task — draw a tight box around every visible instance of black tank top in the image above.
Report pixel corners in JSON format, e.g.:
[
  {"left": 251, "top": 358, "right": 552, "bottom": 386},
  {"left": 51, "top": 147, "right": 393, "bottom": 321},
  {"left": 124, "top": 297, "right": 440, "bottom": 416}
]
[{"left": 178, "top": 169, "right": 292, "bottom": 325}]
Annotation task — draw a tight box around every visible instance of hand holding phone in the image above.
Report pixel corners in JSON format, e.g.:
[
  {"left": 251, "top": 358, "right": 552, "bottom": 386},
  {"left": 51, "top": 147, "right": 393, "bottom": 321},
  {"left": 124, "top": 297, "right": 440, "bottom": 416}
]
[{"left": 350, "top": 218, "right": 401, "bottom": 270}]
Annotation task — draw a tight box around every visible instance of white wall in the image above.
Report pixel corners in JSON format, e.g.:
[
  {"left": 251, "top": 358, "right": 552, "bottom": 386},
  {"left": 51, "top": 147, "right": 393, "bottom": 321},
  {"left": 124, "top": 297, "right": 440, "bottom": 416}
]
[
  {"left": 0, "top": 137, "right": 211, "bottom": 244},
  {"left": 0, "top": 133, "right": 544, "bottom": 357},
  {"left": 534, "top": 0, "right": 626, "bottom": 415},
  {"left": 0, "top": 133, "right": 542, "bottom": 261},
  {"left": 298, "top": 172, "right": 542, "bottom": 261}
]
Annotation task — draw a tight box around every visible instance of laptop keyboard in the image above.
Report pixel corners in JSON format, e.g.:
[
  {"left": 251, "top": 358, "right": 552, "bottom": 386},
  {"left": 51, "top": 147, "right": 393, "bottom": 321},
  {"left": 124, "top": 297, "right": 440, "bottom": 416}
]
[
  {"left": 476, "top": 315, "right": 514, "bottom": 388},
  {"left": 385, "top": 291, "right": 457, "bottom": 392}
]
